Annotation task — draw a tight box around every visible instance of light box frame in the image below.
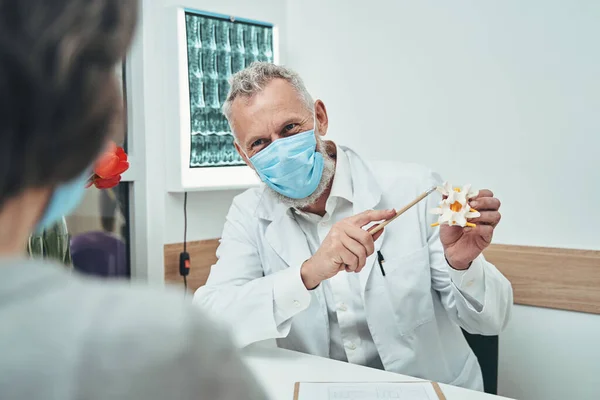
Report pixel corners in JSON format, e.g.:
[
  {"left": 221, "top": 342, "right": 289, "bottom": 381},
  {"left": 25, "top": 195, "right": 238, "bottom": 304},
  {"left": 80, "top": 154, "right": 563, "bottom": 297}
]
[{"left": 165, "top": 7, "right": 279, "bottom": 192}]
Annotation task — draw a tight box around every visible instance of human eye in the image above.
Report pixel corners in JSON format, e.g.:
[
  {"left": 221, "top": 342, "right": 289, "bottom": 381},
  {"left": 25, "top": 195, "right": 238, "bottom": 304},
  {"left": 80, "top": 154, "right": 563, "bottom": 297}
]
[{"left": 283, "top": 123, "right": 297, "bottom": 133}]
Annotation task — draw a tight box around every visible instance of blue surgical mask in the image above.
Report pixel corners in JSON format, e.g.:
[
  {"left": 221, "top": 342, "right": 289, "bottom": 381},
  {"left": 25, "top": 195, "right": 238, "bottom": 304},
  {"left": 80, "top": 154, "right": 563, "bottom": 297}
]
[
  {"left": 36, "top": 170, "right": 90, "bottom": 231},
  {"left": 249, "top": 122, "right": 324, "bottom": 199}
]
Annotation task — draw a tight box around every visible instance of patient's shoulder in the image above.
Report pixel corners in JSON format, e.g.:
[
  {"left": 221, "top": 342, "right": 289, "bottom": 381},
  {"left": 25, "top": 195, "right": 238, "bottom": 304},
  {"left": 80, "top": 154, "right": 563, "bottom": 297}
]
[
  {"left": 79, "top": 278, "right": 222, "bottom": 346},
  {"left": 73, "top": 278, "right": 239, "bottom": 382},
  {"left": 1, "top": 261, "right": 262, "bottom": 399},
  {"left": 76, "top": 281, "right": 261, "bottom": 397}
]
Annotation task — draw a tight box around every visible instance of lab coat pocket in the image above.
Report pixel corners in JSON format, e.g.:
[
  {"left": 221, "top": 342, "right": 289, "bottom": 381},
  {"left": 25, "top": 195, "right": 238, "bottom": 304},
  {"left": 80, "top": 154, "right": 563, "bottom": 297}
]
[{"left": 382, "top": 245, "right": 434, "bottom": 335}]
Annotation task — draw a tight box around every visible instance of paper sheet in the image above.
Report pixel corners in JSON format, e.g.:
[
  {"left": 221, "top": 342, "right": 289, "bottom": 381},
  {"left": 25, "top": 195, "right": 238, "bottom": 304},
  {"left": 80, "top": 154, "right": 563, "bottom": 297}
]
[{"left": 295, "top": 382, "right": 442, "bottom": 400}]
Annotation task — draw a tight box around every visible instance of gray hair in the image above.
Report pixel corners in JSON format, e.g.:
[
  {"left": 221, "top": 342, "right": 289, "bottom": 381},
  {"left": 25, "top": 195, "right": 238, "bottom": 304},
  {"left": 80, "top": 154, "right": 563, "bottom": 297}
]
[{"left": 222, "top": 62, "right": 314, "bottom": 123}]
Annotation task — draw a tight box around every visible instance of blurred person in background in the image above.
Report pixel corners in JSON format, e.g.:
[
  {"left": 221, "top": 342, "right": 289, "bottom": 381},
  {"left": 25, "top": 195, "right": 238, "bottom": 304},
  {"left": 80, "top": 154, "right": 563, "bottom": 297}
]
[{"left": 0, "top": 1, "right": 265, "bottom": 399}]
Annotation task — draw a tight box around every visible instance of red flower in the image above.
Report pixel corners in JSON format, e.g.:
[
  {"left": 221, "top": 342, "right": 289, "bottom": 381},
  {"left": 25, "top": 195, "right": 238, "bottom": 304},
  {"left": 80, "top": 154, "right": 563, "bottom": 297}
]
[
  {"left": 92, "top": 175, "right": 122, "bottom": 189},
  {"left": 95, "top": 142, "right": 129, "bottom": 178},
  {"left": 87, "top": 142, "right": 129, "bottom": 189}
]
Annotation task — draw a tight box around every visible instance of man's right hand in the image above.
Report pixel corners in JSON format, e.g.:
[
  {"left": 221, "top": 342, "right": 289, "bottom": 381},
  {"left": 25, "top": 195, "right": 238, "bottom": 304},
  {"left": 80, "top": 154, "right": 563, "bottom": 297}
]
[{"left": 300, "top": 209, "right": 396, "bottom": 289}]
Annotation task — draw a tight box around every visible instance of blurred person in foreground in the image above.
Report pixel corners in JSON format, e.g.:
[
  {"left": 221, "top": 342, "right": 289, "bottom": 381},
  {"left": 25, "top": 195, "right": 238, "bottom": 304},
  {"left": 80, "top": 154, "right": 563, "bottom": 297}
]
[{"left": 0, "top": 1, "right": 265, "bottom": 399}]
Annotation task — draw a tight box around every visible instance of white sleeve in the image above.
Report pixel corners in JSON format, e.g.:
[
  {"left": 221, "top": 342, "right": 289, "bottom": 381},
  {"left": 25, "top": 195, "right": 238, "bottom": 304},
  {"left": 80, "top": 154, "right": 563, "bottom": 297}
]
[
  {"left": 448, "top": 256, "right": 486, "bottom": 311},
  {"left": 425, "top": 171, "right": 513, "bottom": 335},
  {"left": 193, "top": 201, "right": 311, "bottom": 347},
  {"left": 273, "top": 264, "right": 312, "bottom": 325}
]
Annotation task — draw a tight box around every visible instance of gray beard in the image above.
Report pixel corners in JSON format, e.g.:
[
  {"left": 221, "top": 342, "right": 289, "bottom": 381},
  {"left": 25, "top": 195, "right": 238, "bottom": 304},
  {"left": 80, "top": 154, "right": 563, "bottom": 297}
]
[{"left": 266, "top": 137, "right": 336, "bottom": 210}]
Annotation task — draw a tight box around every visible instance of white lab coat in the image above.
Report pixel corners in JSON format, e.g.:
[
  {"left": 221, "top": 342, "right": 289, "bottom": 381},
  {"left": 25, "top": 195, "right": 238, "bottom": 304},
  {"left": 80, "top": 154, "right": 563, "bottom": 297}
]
[{"left": 194, "top": 147, "right": 513, "bottom": 391}]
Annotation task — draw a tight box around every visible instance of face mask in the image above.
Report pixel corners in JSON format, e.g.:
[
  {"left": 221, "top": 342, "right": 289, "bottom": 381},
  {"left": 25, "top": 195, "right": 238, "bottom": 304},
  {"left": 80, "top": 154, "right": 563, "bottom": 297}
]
[
  {"left": 36, "top": 170, "right": 90, "bottom": 231},
  {"left": 249, "top": 118, "right": 324, "bottom": 200}
]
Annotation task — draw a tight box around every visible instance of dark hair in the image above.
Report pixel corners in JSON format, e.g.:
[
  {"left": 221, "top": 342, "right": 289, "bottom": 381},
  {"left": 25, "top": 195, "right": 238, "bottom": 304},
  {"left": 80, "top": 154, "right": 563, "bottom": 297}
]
[{"left": 0, "top": 0, "right": 138, "bottom": 207}]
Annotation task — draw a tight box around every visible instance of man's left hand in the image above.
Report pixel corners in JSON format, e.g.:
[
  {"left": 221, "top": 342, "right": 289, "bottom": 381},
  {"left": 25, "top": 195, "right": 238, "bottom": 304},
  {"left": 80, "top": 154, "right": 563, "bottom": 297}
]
[{"left": 440, "top": 189, "right": 501, "bottom": 270}]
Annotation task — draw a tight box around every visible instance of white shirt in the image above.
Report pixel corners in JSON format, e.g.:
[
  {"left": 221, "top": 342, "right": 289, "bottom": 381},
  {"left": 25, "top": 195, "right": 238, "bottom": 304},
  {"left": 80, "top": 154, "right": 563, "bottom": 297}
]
[
  {"left": 273, "top": 146, "right": 485, "bottom": 370},
  {"left": 293, "top": 147, "right": 384, "bottom": 369}
]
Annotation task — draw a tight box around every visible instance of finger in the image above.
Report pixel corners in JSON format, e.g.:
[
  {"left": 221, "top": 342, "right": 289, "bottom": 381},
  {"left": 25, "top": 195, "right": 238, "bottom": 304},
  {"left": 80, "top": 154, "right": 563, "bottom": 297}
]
[
  {"left": 341, "top": 235, "right": 367, "bottom": 270},
  {"left": 469, "top": 197, "right": 501, "bottom": 211},
  {"left": 338, "top": 247, "right": 358, "bottom": 271},
  {"left": 476, "top": 224, "right": 495, "bottom": 244},
  {"left": 333, "top": 245, "right": 357, "bottom": 270},
  {"left": 347, "top": 209, "right": 396, "bottom": 228},
  {"left": 346, "top": 225, "right": 375, "bottom": 256},
  {"left": 473, "top": 189, "right": 494, "bottom": 199},
  {"left": 469, "top": 211, "right": 501, "bottom": 227},
  {"left": 372, "top": 228, "right": 384, "bottom": 242}
]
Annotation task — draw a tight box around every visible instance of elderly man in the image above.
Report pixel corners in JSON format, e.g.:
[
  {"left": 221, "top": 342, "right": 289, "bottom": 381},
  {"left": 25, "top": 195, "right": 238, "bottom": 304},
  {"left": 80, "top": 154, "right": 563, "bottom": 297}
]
[{"left": 194, "top": 62, "right": 513, "bottom": 391}]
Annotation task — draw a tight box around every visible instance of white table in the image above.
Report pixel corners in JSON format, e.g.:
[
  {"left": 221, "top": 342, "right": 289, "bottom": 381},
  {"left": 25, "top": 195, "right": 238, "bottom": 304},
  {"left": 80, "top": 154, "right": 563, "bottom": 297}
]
[{"left": 242, "top": 344, "right": 513, "bottom": 400}]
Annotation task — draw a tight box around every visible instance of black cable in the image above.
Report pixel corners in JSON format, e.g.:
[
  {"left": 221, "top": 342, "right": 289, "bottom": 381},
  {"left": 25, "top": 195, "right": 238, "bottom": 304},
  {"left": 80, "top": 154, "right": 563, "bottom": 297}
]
[{"left": 183, "top": 275, "right": 188, "bottom": 291}]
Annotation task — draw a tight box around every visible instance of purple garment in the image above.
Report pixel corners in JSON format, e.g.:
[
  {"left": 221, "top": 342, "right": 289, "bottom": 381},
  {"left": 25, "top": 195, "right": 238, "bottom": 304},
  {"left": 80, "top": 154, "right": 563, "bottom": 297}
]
[{"left": 70, "top": 231, "right": 127, "bottom": 277}]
